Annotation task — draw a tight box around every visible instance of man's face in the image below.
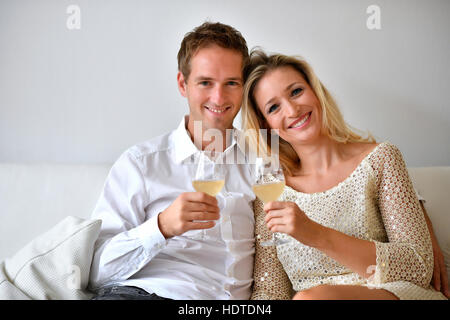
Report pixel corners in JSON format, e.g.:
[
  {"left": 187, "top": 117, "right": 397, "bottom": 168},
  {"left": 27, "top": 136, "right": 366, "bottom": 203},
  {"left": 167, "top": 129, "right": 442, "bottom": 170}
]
[{"left": 178, "top": 45, "right": 244, "bottom": 134}]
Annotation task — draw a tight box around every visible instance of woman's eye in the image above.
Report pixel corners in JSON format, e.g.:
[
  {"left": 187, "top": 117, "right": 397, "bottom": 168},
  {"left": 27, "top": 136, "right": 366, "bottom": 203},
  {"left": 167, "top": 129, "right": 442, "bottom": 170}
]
[
  {"left": 268, "top": 104, "right": 279, "bottom": 113},
  {"left": 291, "top": 88, "right": 303, "bottom": 96}
]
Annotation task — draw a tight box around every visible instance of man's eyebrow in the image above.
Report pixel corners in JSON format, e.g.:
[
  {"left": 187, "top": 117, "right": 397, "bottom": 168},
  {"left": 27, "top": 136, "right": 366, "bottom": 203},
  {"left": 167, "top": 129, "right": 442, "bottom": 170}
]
[
  {"left": 194, "top": 76, "right": 214, "bottom": 81},
  {"left": 193, "top": 76, "right": 243, "bottom": 82},
  {"left": 226, "top": 77, "right": 243, "bottom": 82}
]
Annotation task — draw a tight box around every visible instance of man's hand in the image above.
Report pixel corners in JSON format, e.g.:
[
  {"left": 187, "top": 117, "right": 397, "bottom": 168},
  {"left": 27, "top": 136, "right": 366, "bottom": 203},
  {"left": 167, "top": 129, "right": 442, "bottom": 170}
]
[
  {"left": 431, "top": 237, "right": 449, "bottom": 298},
  {"left": 420, "top": 202, "right": 449, "bottom": 298},
  {"left": 158, "top": 192, "right": 220, "bottom": 239}
]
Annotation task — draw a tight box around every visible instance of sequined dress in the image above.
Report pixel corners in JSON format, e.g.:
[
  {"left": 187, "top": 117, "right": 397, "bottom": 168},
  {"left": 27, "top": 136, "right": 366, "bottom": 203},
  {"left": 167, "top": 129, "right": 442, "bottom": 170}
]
[{"left": 251, "top": 142, "right": 446, "bottom": 300}]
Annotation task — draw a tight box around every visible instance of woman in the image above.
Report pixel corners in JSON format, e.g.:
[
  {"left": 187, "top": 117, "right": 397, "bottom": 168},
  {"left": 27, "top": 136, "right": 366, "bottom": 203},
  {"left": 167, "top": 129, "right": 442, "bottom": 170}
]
[{"left": 242, "top": 49, "right": 447, "bottom": 300}]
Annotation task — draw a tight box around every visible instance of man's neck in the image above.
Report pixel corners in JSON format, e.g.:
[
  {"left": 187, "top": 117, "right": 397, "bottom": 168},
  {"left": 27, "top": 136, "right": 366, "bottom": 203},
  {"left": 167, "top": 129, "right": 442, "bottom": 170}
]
[{"left": 186, "top": 118, "right": 232, "bottom": 152}]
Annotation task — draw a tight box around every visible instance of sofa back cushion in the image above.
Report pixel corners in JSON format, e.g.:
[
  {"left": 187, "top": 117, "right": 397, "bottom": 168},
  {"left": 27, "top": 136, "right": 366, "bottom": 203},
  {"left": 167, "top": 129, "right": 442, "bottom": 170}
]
[{"left": 0, "top": 163, "right": 110, "bottom": 260}]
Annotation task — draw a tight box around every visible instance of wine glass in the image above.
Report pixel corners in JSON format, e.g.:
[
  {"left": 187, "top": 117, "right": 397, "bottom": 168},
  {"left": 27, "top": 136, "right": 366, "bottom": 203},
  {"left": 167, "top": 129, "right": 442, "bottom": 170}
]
[
  {"left": 192, "top": 151, "right": 225, "bottom": 238},
  {"left": 252, "top": 156, "right": 290, "bottom": 246}
]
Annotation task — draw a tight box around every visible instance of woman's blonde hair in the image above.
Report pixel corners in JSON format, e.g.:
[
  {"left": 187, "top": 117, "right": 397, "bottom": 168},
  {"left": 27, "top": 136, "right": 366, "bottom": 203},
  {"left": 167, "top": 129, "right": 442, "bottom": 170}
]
[{"left": 241, "top": 49, "right": 375, "bottom": 176}]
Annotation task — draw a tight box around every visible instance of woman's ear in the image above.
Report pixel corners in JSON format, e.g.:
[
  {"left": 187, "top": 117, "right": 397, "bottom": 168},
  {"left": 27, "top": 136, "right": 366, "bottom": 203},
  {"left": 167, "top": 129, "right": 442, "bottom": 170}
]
[{"left": 177, "top": 71, "right": 187, "bottom": 97}]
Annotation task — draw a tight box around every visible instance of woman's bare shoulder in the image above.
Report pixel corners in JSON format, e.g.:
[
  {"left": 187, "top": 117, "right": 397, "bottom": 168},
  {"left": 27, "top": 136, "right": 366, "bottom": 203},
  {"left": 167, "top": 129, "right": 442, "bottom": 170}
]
[{"left": 344, "top": 142, "right": 379, "bottom": 161}]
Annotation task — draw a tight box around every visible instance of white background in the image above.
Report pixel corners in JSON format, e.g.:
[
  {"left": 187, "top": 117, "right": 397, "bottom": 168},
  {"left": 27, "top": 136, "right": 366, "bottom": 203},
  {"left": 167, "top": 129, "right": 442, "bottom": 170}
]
[{"left": 1, "top": 0, "right": 449, "bottom": 166}]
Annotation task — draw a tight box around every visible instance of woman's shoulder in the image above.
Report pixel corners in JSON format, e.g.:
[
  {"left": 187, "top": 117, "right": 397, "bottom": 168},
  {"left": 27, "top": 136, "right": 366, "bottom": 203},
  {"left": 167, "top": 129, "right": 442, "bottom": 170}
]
[
  {"left": 343, "top": 141, "right": 379, "bottom": 163},
  {"left": 346, "top": 141, "right": 402, "bottom": 159},
  {"left": 362, "top": 141, "right": 407, "bottom": 173},
  {"left": 367, "top": 141, "right": 402, "bottom": 159}
]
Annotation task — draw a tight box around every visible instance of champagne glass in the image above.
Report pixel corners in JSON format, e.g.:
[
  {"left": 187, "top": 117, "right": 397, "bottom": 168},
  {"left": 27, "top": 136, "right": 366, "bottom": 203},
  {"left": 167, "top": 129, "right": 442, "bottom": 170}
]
[
  {"left": 252, "top": 156, "right": 290, "bottom": 246},
  {"left": 192, "top": 151, "right": 225, "bottom": 238}
]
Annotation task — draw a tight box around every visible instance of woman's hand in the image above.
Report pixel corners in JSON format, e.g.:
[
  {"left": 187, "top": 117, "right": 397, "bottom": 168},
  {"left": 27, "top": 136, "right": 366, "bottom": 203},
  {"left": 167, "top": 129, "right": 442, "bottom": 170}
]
[{"left": 264, "top": 201, "right": 321, "bottom": 247}]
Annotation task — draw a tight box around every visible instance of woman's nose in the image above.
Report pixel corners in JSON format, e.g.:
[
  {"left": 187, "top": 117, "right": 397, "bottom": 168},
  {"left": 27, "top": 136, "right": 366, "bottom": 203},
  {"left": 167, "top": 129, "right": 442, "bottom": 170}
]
[{"left": 284, "top": 100, "right": 299, "bottom": 117}]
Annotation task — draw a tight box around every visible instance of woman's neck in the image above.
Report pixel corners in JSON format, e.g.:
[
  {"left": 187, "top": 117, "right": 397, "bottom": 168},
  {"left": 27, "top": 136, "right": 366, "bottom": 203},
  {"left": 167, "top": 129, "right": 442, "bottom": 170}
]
[{"left": 290, "top": 136, "right": 344, "bottom": 176}]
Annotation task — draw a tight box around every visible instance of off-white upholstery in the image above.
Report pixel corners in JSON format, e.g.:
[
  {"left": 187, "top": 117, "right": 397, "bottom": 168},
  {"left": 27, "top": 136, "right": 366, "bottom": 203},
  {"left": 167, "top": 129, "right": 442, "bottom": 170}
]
[
  {"left": 0, "top": 163, "right": 110, "bottom": 260},
  {"left": 0, "top": 163, "right": 448, "bottom": 298},
  {"left": 0, "top": 216, "right": 101, "bottom": 299}
]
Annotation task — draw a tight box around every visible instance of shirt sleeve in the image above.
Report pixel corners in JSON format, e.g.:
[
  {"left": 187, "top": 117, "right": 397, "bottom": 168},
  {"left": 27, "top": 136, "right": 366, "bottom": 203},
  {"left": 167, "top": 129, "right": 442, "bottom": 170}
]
[
  {"left": 88, "top": 149, "right": 167, "bottom": 290},
  {"left": 251, "top": 198, "right": 293, "bottom": 300},
  {"left": 369, "top": 143, "right": 433, "bottom": 288}
]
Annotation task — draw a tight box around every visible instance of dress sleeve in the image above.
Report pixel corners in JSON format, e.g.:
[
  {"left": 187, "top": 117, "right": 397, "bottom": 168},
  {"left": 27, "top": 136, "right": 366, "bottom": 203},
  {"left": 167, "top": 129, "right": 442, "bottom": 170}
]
[
  {"left": 369, "top": 143, "right": 433, "bottom": 288},
  {"left": 251, "top": 198, "right": 293, "bottom": 300}
]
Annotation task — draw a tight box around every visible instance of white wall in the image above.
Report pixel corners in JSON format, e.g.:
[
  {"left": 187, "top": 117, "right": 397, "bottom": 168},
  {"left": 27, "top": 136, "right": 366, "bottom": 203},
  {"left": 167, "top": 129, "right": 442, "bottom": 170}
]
[{"left": 0, "top": 0, "right": 449, "bottom": 166}]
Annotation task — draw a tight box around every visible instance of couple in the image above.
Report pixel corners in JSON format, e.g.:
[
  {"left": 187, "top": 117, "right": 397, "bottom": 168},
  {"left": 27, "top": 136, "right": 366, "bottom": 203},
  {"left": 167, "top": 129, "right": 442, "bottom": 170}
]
[{"left": 88, "top": 21, "right": 447, "bottom": 300}]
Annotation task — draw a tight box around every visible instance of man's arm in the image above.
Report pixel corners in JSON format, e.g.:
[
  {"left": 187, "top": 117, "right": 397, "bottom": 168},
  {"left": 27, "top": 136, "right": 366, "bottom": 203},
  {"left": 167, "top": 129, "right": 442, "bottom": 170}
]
[
  {"left": 88, "top": 150, "right": 221, "bottom": 290},
  {"left": 88, "top": 151, "right": 167, "bottom": 290},
  {"left": 420, "top": 202, "right": 449, "bottom": 298}
]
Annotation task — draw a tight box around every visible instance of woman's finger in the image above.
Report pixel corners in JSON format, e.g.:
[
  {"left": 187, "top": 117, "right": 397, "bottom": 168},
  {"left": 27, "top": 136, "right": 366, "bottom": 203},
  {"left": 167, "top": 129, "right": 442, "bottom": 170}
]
[
  {"left": 263, "top": 201, "right": 287, "bottom": 212},
  {"left": 266, "top": 217, "right": 286, "bottom": 230},
  {"left": 264, "top": 208, "right": 287, "bottom": 223}
]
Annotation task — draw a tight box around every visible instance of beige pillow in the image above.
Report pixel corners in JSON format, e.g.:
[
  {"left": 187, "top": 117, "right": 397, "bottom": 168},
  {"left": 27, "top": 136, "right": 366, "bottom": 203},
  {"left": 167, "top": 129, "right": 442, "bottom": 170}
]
[{"left": 1, "top": 216, "right": 101, "bottom": 300}]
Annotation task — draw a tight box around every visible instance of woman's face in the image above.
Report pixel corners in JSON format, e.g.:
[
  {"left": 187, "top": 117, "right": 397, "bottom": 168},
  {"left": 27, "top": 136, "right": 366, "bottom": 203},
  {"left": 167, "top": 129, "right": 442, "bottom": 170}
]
[{"left": 253, "top": 66, "right": 322, "bottom": 146}]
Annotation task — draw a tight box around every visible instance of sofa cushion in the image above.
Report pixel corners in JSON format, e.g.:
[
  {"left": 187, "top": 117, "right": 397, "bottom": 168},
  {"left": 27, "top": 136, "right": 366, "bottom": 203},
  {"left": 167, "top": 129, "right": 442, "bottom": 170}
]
[
  {"left": 1, "top": 216, "right": 101, "bottom": 300},
  {"left": 0, "top": 163, "right": 110, "bottom": 260}
]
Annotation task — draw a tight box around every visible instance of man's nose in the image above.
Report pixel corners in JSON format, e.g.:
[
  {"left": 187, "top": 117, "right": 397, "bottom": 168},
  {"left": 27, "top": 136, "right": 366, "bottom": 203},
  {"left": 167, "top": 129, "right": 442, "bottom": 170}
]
[{"left": 210, "top": 85, "right": 226, "bottom": 106}]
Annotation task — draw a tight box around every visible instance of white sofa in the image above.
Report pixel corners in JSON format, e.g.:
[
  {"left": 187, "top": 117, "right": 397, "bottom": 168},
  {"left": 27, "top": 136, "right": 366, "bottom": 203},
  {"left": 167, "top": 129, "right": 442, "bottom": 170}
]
[{"left": 0, "top": 163, "right": 449, "bottom": 294}]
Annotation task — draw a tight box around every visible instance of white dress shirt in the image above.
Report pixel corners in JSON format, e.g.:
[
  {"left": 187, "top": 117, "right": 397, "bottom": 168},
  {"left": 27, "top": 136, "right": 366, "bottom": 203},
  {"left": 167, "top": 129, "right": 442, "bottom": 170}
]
[{"left": 88, "top": 116, "right": 256, "bottom": 300}]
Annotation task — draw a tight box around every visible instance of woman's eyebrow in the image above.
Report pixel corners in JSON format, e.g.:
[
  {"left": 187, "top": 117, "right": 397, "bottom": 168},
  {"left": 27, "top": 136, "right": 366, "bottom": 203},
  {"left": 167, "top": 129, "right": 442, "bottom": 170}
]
[
  {"left": 285, "top": 82, "right": 300, "bottom": 92},
  {"left": 264, "top": 82, "right": 300, "bottom": 108}
]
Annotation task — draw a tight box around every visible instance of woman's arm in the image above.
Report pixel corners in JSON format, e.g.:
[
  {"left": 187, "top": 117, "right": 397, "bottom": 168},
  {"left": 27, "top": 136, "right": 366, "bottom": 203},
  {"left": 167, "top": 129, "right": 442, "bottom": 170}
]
[
  {"left": 264, "top": 201, "right": 377, "bottom": 279},
  {"left": 368, "top": 143, "right": 433, "bottom": 287},
  {"left": 265, "top": 143, "right": 434, "bottom": 288}
]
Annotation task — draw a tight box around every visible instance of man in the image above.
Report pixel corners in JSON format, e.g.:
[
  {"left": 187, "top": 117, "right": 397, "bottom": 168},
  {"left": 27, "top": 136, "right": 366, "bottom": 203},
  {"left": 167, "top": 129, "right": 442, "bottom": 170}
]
[
  {"left": 88, "top": 22, "right": 256, "bottom": 300},
  {"left": 88, "top": 21, "right": 448, "bottom": 300}
]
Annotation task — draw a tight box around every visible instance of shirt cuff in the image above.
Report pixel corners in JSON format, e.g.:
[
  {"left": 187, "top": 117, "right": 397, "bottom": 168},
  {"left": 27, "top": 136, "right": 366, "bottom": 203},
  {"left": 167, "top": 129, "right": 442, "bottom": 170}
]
[
  {"left": 413, "top": 187, "right": 426, "bottom": 202},
  {"left": 129, "top": 214, "right": 167, "bottom": 254}
]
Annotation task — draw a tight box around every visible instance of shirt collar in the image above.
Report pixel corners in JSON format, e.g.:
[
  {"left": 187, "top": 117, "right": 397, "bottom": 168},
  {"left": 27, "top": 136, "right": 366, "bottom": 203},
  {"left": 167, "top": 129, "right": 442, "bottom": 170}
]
[
  {"left": 172, "top": 116, "right": 199, "bottom": 164},
  {"left": 172, "top": 116, "right": 247, "bottom": 165}
]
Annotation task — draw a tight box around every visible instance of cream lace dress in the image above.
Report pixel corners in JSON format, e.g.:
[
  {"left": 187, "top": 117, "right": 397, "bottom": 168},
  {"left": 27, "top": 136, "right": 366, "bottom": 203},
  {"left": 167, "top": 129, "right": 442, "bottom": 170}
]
[{"left": 251, "top": 142, "right": 446, "bottom": 300}]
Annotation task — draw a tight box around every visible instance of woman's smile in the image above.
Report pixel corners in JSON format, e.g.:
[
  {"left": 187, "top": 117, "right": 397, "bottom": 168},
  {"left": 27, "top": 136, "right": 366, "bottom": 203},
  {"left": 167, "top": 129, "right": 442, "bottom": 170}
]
[{"left": 288, "top": 111, "right": 312, "bottom": 130}]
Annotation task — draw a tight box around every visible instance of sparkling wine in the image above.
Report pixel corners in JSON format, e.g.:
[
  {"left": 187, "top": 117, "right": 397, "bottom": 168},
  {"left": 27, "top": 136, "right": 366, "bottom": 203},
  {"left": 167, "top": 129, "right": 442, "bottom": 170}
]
[
  {"left": 192, "top": 179, "right": 225, "bottom": 197},
  {"left": 252, "top": 181, "right": 286, "bottom": 203}
]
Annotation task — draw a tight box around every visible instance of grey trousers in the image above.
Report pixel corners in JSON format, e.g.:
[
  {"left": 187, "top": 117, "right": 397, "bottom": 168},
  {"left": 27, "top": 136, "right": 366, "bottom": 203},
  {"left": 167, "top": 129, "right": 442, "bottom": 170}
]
[{"left": 91, "top": 285, "right": 172, "bottom": 300}]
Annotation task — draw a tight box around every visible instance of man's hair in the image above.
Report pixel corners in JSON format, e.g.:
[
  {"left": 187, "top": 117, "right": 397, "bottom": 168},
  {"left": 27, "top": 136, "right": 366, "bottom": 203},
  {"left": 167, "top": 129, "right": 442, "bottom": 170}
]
[{"left": 177, "top": 21, "right": 249, "bottom": 81}]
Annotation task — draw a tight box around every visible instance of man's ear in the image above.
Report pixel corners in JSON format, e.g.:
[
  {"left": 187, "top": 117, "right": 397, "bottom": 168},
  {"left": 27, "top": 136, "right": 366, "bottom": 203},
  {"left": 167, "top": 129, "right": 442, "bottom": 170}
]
[{"left": 177, "top": 71, "right": 187, "bottom": 97}]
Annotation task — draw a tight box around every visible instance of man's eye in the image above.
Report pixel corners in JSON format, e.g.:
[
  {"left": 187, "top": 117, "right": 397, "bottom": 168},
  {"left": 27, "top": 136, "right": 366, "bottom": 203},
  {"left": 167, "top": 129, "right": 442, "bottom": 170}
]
[
  {"left": 227, "top": 81, "right": 239, "bottom": 86},
  {"left": 268, "top": 104, "right": 279, "bottom": 113},
  {"left": 291, "top": 88, "right": 303, "bottom": 96},
  {"left": 199, "top": 81, "right": 210, "bottom": 86}
]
